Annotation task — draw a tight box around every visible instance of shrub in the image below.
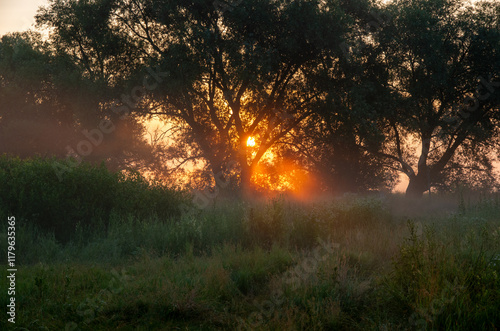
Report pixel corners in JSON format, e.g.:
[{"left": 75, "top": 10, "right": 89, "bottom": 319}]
[{"left": 0, "top": 156, "right": 189, "bottom": 242}]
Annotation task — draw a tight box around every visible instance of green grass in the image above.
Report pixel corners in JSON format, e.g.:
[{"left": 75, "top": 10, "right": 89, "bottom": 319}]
[{"left": 0, "top": 192, "right": 499, "bottom": 330}]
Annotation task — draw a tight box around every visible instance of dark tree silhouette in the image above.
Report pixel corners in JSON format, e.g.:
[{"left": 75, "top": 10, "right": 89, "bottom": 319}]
[
  {"left": 60, "top": 0, "right": 352, "bottom": 194},
  {"left": 6, "top": 0, "right": 497, "bottom": 196},
  {"left": 364, "top": 0, "right": 500, "bottom": 196}
]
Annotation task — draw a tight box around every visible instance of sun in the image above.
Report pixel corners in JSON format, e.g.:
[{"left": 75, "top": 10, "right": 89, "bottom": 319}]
[{"left": 247, "top": 136, "right": 256, "bottom": 147}]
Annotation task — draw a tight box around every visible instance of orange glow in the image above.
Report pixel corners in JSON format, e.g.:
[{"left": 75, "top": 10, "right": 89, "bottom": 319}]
[
  {"left": 141, "top": 117, "right": 319, "bottom": 195},
  {"left": 247, "top": 136, "right": 256, "bottom": 147},
  {"left": 251, "top": 158, "right": 318, "bottom": 200}
]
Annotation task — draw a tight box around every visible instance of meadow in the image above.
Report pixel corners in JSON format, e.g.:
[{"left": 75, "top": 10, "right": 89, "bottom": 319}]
[{"left": 1, "top": 158, "right": 499, "bottom": 330}]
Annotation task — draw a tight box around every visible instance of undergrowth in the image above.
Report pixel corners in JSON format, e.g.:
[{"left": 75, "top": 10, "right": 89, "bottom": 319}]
[{"left": 0, "top": 160, "right": 499, "bottom": 330}]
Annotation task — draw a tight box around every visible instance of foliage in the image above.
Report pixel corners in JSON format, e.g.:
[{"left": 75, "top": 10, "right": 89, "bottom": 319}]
[
  {"left": 0, "top": 156, "right": 189, "bottom": 242},
  {"left": 35, "top": 0, "right": 357, "bottom": 192},
  {"left": 1, "top": 0, "right": 498, "bottom": 194},
  {"left": 0, "top": 31, "right": 79, "bottom": 158},
  {"left": 0, "top": 31, "right": 156, "bottom": 173},
  {"left": 365, "top": 0, "right": 500, "bottom": 196}
]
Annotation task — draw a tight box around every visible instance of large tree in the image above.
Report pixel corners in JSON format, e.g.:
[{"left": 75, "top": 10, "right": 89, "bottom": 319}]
[
  {"left": 364, "top": 0, "right": 500, "bottom": 196},
  {"left": 0, "top": 29, "right": 154, "bottom": 173},
  {"left": 0, "top": 32, "right": 79, "bottom": 157},
  {"left": 301, "top": 0, "right": 397, "bottom": 194},
  {"left": 30, "top": 0, "right": 160, "bottom": 173},
  {"left": 90, "top": 0, "right": 352, "bottom": 194},
  {"left": 32, "top": 0, "right": 500, "bottom": 196}
]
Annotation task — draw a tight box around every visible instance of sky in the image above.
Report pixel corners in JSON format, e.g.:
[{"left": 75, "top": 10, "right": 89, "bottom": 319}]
[{"left": 0, "top": 0, "right": 49, "bottom": 36}]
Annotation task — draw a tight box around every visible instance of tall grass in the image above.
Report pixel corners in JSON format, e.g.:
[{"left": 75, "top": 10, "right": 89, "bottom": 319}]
[
  {"left": 0, "top": 159, "right": 499, "bottom": 330},
  {"left": 386, "top": 219, "right": 500, "bottom": 329}
]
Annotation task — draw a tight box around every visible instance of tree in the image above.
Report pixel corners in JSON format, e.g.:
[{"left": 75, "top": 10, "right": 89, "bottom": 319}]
[
  {"left": 28, "top": 0, "right": 162, "bottom": 175},
  {"left": 32, "top": 0, "right": 499, "bottom": 196},
  {"left": 0, "top": 29, "right": 155, "bottom": 175},
  {"left": 0, "top": 32, "right": 79, "bottom": 157},
  {"left": 366, "top": 0, "right": 500, "bottom": 197},
  {"left": 302, "top": 0, "right": 397, "bottom": 194},
  {"left": 302, "top": 109, "right": 393, "bottom": 194},
  {"left": 100, "top": 0, "right": 352, "bottom": 194}
]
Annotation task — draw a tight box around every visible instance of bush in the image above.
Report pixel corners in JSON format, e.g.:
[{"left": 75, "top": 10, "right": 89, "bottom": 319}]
[{"left": 0, "top": 156, "right": 189, "bottom": 242}]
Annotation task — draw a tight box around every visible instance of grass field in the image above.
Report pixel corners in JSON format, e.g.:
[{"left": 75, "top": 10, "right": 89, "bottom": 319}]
[{"left": 1, "top": 191, "right": 499, "bottom": 330}]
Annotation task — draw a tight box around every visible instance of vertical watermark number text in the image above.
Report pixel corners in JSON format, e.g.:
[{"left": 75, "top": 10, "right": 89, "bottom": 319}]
[{"left": 7, "top": 216, "right": 16, "bottom": 324}]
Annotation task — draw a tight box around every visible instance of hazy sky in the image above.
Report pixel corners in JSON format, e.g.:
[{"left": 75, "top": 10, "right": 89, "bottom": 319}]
[
  {"left": 0, "top": 0, "right": 49, "bottom": 36},
  {"left": 0, "top": 0, "right": 482, "bottom": 36}
]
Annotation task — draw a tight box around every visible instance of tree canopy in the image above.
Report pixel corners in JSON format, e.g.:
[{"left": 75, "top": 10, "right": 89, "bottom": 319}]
[
  {"left": 369, "top": 0, "right": 500, "bottom": 196},
  {"left": 0, "top": 0, "right": 498, "bottom": 196}
]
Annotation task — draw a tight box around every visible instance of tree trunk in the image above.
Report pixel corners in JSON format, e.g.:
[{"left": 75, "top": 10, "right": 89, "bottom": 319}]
[
  {"left": 406, "top": 132, "right": 432, "bottom": 198},
  {"left": 239, "top": 163, "right": 254, "bottom": 198},
  {"left": 405, "top": 174, "right": 429, "bottom": 198}
]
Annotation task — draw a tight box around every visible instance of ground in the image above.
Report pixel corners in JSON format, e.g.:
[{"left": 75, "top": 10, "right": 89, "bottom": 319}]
[{"left": 1, "top": 193, "right": 499, "bottom": 330}]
